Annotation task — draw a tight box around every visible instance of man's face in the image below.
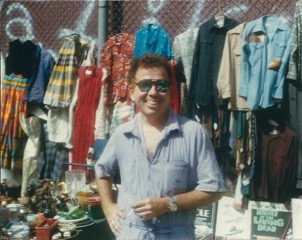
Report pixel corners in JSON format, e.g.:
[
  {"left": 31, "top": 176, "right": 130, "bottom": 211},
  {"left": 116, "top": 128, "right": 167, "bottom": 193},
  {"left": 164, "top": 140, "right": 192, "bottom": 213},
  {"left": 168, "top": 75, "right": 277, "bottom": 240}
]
[{"left": 130, "top": 66, "right": 170, "bottom": 119}]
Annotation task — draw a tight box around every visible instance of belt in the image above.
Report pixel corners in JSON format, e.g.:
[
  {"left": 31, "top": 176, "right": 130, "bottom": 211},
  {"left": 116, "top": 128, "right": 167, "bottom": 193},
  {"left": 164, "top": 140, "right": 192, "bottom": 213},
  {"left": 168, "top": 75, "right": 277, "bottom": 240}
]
[{"left": 123, "top": 221, "right": 192, "bottom": 234}]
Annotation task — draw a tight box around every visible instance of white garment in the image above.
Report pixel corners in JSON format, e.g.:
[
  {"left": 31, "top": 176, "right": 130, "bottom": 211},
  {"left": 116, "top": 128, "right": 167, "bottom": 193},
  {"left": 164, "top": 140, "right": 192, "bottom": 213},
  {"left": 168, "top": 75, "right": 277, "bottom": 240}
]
[
  {"left": 65, "top": 77, "right": 80, "bottom": 149},
  {"left": 94, "top": 68, "right": 108, "bottom": 139},
  {"left": 1, "top": 52, "right": 5, "bottom": 87},
  {"left": 19, "top": 113, "right": 41, "bottom": 197},
  {"left": 47, "top": 107, "right": 70, "bottom": 145}
]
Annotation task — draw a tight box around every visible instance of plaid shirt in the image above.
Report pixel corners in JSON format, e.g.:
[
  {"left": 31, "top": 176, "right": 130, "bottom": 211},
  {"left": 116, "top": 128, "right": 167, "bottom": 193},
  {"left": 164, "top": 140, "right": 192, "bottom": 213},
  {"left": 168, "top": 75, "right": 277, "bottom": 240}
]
[
  {"left": 43, "top": 33, "right": 82, "bottom": 108},
  {"left": 37, "top": 123, "right": 68, "bottom": 183},
  {"left": 287, "top": 1, "right": 302, "bottom": 80}
]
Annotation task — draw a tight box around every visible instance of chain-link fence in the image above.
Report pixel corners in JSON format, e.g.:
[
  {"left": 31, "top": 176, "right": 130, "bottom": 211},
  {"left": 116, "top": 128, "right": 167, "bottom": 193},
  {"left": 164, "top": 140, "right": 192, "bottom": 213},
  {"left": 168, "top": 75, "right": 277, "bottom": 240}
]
[
  {"left": 110, "top": 0, "right": 296, "bottom": 41},
  {"left": 0, "top": 0, "right": 99, "bottom": 61},
  {"left": 0, "top": 0, "right": 297, "bottom": 62}
]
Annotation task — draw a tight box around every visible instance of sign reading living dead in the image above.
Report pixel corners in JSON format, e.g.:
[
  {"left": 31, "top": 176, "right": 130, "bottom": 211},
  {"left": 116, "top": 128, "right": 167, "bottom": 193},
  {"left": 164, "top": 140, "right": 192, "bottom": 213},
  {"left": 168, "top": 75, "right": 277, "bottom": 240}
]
[{"left": 250, "top": 201, "right": 292, "bottom": 239}]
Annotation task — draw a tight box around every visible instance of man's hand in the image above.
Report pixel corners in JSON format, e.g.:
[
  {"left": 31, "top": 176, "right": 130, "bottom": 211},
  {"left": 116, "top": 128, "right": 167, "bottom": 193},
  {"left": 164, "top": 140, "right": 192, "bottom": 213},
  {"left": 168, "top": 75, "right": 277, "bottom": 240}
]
[
  {"left": 131, "top": 197, "right": 169, "bottom": 221},
  {"left": 96, "top": 177, "right": 124, "bottom": 237},
  {"left": 103, "top": 202, "right": 124, "bottom": 236}
]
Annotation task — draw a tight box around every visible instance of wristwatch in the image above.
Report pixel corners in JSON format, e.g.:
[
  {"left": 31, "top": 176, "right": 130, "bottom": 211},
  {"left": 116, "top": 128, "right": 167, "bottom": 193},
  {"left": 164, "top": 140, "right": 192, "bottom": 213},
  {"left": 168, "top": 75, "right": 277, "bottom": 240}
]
[{"left": 169, "top": 197, "right": 178, "bottom": 212}]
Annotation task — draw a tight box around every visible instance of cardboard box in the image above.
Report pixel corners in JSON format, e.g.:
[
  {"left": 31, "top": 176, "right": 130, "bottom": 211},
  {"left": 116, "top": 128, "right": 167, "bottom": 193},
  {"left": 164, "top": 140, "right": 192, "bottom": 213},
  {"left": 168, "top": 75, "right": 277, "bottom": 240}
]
[{"left": 35, "top": 218, "right": 58, "bottom": 240}]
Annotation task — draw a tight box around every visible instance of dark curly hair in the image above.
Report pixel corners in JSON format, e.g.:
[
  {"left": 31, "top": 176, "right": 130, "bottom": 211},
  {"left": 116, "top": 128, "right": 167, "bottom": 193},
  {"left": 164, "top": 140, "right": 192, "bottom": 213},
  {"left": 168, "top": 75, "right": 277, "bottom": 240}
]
[{"left": 127, "top": 53, "right": 172, "bottom": 86}]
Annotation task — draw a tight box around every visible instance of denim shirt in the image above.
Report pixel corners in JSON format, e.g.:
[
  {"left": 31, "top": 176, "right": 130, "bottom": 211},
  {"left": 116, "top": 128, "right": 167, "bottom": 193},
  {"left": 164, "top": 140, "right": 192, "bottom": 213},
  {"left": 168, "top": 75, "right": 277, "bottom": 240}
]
[
  {"left": 239, "top": 16, "right": 292, "bottom": 110},
  {"left": 188, "top": 17, "right": 239, "bottom": 107},
  {"left": 95, "top": 110, "right": 225, "bottom": 239}
]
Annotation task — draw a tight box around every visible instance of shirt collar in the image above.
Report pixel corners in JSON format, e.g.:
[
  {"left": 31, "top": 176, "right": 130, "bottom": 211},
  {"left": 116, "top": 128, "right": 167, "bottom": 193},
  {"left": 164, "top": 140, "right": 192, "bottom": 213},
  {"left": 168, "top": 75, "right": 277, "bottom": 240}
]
[
  {"left": 229, "top": 22, "right": 246, "bottom": 36},
  {"left": 124, "top": 109, "right": 180, "bottom": 138},
  {"left": 251, "top": 16, "right": 288, "bottom": 33},
  {"left": 208, "top": 16, "right": 236, "bottom": 29},
  {"left": 144, "top": 23, "right": 164, "bottom": 44}
]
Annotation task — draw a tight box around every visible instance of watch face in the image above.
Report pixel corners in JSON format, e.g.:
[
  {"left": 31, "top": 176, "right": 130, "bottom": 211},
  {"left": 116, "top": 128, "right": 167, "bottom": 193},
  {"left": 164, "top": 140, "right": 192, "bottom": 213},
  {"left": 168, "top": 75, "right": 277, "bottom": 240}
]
[
  {"left": 169, "top": 197, "right": 177, "bottom": 212},
  {"left": 170, "top": 203, "right": 177, "bottom": 212}
]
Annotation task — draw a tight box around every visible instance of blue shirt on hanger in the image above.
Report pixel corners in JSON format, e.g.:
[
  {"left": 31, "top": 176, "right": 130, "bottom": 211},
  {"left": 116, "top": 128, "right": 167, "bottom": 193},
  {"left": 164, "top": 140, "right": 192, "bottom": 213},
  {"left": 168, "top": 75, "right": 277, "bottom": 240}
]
[
  {"left": 239, "top": 15, "right": 292, "bottom": 110},
  {"left": 133, "top": 23, "right": 172, "bottom": 60}
]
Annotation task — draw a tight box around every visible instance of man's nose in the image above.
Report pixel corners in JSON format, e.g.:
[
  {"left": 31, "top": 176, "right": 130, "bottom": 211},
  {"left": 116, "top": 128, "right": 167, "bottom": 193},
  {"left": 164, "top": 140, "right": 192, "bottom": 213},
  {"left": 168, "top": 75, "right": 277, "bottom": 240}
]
[{"left": 148, "top": 85, "right": 158, "bottom": 94}]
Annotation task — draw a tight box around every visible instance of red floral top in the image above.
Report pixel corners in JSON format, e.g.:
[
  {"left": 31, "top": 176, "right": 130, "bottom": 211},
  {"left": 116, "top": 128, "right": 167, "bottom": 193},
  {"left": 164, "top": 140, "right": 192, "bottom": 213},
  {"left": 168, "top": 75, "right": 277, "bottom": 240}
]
[{"left": 100, "top": 33, "right": 135, "bottom": 105}]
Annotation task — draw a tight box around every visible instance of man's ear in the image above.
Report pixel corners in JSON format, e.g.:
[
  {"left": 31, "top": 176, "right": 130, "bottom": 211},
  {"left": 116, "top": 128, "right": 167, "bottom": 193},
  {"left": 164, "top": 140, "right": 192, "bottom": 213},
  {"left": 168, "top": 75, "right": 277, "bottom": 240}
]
[{"left": 128, "top": 85, "right": 135, "bottom": 101}]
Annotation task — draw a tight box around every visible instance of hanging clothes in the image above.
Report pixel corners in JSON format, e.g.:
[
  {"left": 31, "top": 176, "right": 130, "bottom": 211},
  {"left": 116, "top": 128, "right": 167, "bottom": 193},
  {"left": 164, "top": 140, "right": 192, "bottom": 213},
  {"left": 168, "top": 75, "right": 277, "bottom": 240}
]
[
  {"left": 172, "top": 27, "right": 198, "bottom": 115},
  {"left": 188, "top": 16, "right": 239, "bottom": 111},
  {"left": 99, "top": 33, "right": 135, "bottom": 137},
  {"left": 287, "top": 0, "right": 302, "bottom": 189},
  {"left": 43, "top": 33, "right": 83, "bottom": 108},
  {"left": 1, "top": 38, "right": 38, "bottom": 171},
  {"left": 287, "top": 0, "right": 302, "bottom": 81},
  {"left": 172, "top": 27, "right": 198, "bottom": 89},
  {"left": 217, "top": 23, "right": 249, "bottom": 111},
  {"left": 239, "top": 16, "right": 292, "bottom": 110},
  {"left": 1, "top": 52, "right": 5, "bottom": 84},
  {"left": 37, "top": 122, "right": 68, "bottom": 183},
  {"left": 19, "top": 113, "right": 42, "bottom": 197},
  {"left": 66, "top": 40, "right": 98, "bottom": 149},
  {"left": 133, "top": 23, "right": 172, "bottom": 60},
  {"left": 187, "top": 16, "right": 238, "bottom": 170},
  {"left": 0, "top": 74, "right": 28, "bottom": 170},
  {"left": 5, "top": 39, "right": 37, "bottom": 79},
  {"left": 94, "top": 69, "right": 108, "bottom": 140},
  {"left": 72, "top": 66, "right": 103, "bottom": 168},
  {"left": 100, "top": 33, "right": 134, "bottom": 105},
  {"left": 168, "top": 62, "right": 180, "bottom": 114},
  {"left": 43, "top": 33, "right": 84, "bottom": 145},
  {"left": 24, "top": 45, "right": 54, "bottom": 107},
  {"left": 254, "top": 126, "right": 297, "bottom": 203}
]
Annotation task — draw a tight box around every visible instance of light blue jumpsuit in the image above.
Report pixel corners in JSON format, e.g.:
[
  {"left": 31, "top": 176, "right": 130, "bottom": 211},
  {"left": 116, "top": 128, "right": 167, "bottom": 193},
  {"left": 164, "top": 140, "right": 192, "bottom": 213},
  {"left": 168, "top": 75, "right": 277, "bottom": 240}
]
[{"left": 95, "top": 110, "right": 225, "bottom": 240}]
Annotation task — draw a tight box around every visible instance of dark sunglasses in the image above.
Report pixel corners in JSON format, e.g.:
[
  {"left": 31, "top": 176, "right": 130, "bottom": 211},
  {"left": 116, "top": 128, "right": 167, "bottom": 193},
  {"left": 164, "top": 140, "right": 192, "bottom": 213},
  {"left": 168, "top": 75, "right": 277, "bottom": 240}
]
[{"left": 135, "top": 79, "right": 171, "bottom": 93}]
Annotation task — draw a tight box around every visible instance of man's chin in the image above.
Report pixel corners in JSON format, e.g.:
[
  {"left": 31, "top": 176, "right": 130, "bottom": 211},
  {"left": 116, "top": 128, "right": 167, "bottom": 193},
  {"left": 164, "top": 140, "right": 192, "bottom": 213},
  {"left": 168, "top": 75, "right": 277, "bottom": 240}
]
[{"left": 142, "top": 108, "right": 160, "bottom": 116}]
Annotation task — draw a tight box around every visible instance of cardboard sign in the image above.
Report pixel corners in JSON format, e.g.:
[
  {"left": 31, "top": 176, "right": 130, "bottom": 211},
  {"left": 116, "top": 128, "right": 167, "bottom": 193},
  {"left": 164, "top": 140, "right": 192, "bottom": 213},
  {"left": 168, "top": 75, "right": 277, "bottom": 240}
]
[
  {"left": 249, "top": 201, "right": 292, "bottom": 239},
  {"left": 291, "top": 198, "right": 302, "bottom": 239},
  {"left": 215, "top": 196, "right": 249, "bottom": 239},
  {"left": 195, "top": 202, "right": 217, "bottom": 240}
]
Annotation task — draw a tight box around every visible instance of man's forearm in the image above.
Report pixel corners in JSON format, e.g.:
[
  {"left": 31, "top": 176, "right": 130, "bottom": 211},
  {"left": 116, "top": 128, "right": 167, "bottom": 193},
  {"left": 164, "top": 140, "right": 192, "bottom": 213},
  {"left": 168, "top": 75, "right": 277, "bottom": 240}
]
[
  {"left": 173, "top": 190, "right": 223, "bottom": 211},
  {"left": 96, "top": 177, "right": 115, "bottom": 214}
]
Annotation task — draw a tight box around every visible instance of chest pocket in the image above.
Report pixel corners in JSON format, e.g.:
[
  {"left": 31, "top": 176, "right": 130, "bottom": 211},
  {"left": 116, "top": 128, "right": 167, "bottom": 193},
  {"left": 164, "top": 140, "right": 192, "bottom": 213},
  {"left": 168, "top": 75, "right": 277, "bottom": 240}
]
[
  {"left": 162, "top": 160, "right": 189, "bottom": 196},
  {"left": 199, "top": 38, "right": 213, "bottom": 53},
  {"left": 272, "top": 33, "right": 287, "bottom": 58},
  {"left": 234, "top": 49, "right": 242, "bottom": 66}
]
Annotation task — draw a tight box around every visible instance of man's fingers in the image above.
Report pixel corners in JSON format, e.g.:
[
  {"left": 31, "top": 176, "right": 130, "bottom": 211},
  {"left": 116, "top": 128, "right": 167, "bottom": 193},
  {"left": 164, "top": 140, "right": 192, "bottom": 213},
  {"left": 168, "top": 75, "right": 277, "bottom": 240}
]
[{"left": 109, "top": 219, "right": 121, "bottom": 236}]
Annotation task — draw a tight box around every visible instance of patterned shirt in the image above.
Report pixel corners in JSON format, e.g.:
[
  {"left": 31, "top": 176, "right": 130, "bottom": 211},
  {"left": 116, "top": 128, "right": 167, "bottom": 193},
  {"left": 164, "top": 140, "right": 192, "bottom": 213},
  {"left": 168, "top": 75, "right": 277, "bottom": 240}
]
[
  {"left": 99, "top": 33, "right": 135, "bottom": 137},
  {"left": 100, "top": 33, "right": 134, "bottom": 105},
  {"left": 287, "top": 0, "right": 302, "bottom": 80},
  {"left": 287, "top": 0, "right": 302, "bottom": 188},
  {"left": 172, "top": 27, "right": 198, "bottom": 88}
]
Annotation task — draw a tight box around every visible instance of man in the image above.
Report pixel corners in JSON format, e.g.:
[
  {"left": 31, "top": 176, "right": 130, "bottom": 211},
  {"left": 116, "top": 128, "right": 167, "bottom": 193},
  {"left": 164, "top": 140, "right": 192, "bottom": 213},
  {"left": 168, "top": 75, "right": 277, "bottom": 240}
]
[{"left": 94, "top": 53, "right": 225, "bottom": 239}]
